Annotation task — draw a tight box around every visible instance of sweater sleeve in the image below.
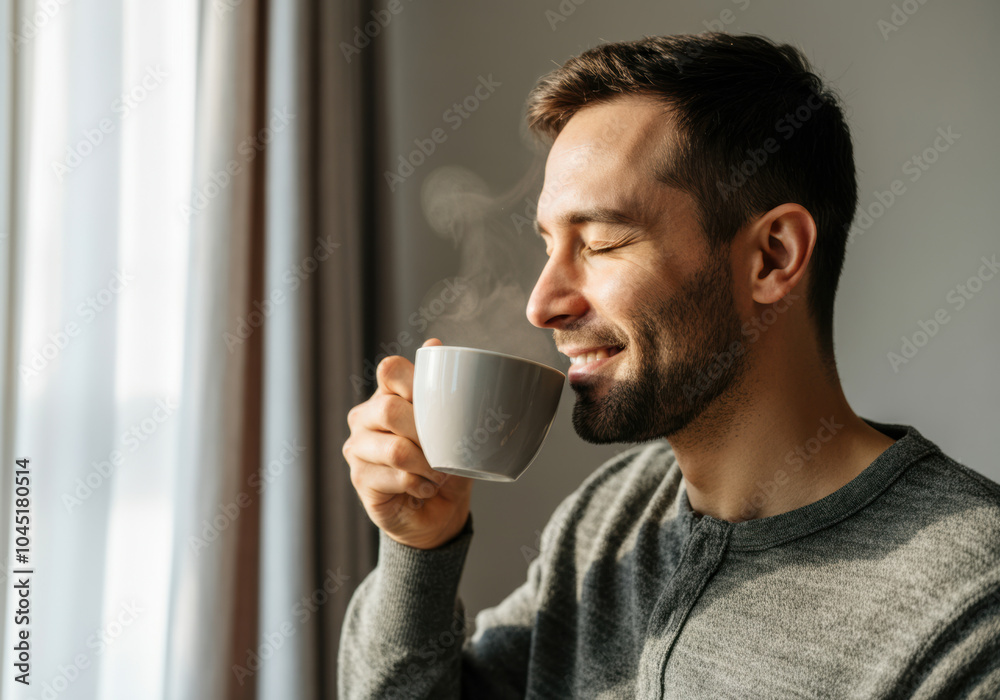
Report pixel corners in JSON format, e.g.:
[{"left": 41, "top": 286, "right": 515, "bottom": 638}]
[
  {"left": 337, "top": 513, "right": 476, "bottom": 699},
  {"left": 338, "top": 486, "right": 578, "bottom": 700},
  {"left": 905, "top": 585, "right": 1000, "bottom": 700},
  {"left": 457, "top": 532, "right": 548, "bottom": 699}
]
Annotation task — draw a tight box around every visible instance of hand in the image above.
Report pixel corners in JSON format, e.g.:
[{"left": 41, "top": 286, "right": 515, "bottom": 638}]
[{"left": 342, "top": 338, "right": 474, "bottom": 550}]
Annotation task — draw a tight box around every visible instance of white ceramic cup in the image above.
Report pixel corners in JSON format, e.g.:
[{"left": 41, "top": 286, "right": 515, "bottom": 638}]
[{"left": 412, "top": 346, "right": 565, "bottom": 482}]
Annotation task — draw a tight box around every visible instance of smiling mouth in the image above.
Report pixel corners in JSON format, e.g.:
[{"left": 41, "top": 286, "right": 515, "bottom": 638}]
[
  {"left": 564, "top": 346, "right": 626, "bottom": 382},
  {"left": 568, "top": 346, "right": 623, "bottom": 366}
]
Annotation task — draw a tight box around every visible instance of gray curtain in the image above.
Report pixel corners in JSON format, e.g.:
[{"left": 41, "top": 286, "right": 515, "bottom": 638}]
[
  {"left": 163, "top": 0, "right": 377, "bottom": 698},
  {"left": 314, "top": 0, "right": 383, "bottom": 697}
]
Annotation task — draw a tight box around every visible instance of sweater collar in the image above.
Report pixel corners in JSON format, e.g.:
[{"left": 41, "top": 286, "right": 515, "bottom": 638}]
[{"left": 677, "top": 419, "right": 942, "bottom": 551}]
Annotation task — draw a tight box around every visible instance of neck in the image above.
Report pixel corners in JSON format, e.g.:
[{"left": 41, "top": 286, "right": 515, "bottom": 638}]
[{"left": 669, "top": 339, "right": 897, "bottom": 523}]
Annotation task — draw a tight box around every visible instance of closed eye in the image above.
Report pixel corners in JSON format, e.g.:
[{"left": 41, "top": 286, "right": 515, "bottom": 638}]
[
  {"left": 588, "top": 227, "right": 641, "bottom": 255},
  {"left": 540, "top": 226, "right": 640, "bottom": 258}
]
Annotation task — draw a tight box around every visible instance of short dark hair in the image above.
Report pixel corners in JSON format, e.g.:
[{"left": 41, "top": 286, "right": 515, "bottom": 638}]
[{"left": 524, "top": 33, "right": 857, "bottom": 363}]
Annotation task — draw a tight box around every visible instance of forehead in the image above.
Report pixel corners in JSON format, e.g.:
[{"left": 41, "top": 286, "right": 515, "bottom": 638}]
[{"left": 539, "top": 95, "right": 677, "bottom": 222}]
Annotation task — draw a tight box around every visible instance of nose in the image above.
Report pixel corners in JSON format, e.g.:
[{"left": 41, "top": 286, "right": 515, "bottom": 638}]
[{"left": 526, "top": 252, "right": 589, "bottom": 329}]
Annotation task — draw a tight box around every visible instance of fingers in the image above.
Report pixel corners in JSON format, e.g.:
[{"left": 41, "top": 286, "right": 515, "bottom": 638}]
[
  {"left": 345, "top": 430, "right": 446, "bottom": 487},
  {"left": 351, "top": 393, "right": 421, "bottom": 447},
  {"left": 373, "top": 337, "right": 442, "bottom": 401},
  {"left": 350, "top": 459, "right": 443, "bottom": 503},
  {"left": 374, "top": 355, "right": 415, "bottom": 402}
]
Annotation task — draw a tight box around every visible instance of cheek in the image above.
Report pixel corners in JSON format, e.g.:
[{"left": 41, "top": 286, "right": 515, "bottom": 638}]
[
  {"left": 584, "top": 262, "right": 670, "bottom": 342},
  {"left": 588, "top": 256, "right": 674, "bottom": 313},
  {"left": 585, "top": 267, "right": 640, "bottom": 319}
]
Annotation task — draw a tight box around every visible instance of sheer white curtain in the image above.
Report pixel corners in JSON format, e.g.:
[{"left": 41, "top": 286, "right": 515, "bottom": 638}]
[{"left": 0, "top": 0, "right": 196, "bottom": 698}]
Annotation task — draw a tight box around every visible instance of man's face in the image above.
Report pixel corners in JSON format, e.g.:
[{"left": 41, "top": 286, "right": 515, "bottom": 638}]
[{"left": 526, "top": 96, "right": 750, "bottom": 444}]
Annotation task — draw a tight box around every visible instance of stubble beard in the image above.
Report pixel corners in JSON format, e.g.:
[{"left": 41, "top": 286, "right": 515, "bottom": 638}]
[{"left": 570, "top": 251, "right": 749, "bottom": 444}]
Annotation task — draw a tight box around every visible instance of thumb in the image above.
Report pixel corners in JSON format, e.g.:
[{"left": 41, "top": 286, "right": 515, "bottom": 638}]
[{"left": 422, "top": 337, "right": 443, "bottom": 348}]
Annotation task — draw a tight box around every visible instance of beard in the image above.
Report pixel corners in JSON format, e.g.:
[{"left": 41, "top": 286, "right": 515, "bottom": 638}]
[{"left": 565, "top": 249, "right": 749, "bottom": 444}]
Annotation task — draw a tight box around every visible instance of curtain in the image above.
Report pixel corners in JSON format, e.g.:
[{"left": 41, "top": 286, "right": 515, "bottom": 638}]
[
  {"left": 0, "top": 0, "right": 378, "bottom": 697},
  {"left": 1, "top": 2, "right": 192, "bottom": 697}
]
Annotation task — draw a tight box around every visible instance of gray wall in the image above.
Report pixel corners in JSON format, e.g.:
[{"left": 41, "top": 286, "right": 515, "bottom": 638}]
[{"left": 371, "top": 0, "right": 1000, "bottom": 617}]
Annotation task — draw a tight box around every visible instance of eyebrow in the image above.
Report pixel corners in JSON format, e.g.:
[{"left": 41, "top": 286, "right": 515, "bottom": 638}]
[{"left": 533, "top": 207, "right": 645, "bottom": 237}]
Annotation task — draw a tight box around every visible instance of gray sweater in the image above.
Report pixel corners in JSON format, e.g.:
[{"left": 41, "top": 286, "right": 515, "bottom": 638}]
[{"left": 338, "top": 420, "right": 1000, "bottom": 698}]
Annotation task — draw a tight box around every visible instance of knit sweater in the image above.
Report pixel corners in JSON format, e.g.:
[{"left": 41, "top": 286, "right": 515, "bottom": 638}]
[{"left": 338, "top": 419, "right": 1000, "bottom": 698}]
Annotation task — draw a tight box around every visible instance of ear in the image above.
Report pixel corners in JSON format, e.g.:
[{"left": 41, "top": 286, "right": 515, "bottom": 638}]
[{"left": 743, "top": 203, "right": 816, "bottom": 305}]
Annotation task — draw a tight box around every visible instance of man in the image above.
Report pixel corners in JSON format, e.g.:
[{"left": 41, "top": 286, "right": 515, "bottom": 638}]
[{"left": 339, "top": 33, "right": 1000, "bottom": 698}]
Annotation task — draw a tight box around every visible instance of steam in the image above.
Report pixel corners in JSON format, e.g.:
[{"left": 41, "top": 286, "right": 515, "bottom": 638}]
[{"left": 418, "top": 162, "right": 563, "bottom": 369}]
